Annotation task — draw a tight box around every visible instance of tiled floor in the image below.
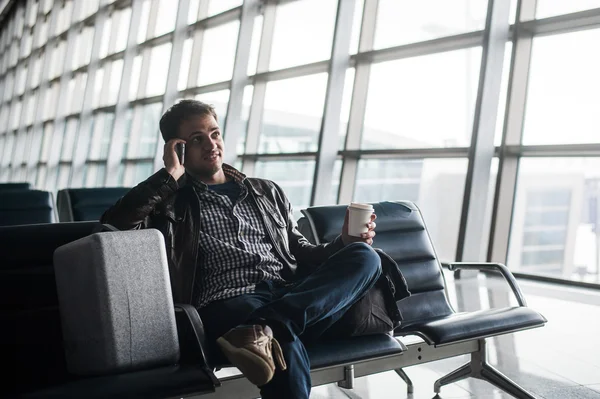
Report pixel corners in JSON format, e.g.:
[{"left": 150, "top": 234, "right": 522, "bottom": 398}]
[{"left": 306, "top": 270, "right": 600, "bottom": 399}]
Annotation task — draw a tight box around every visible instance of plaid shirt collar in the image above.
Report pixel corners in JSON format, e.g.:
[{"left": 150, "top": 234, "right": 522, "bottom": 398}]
[{"left": 186, "top": 164, "right": 246, "bottom": 192}]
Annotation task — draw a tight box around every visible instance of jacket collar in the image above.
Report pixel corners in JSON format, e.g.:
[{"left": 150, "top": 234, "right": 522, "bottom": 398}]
[{"left": 185, "top": 164, "right": 246, "bottom": 191}]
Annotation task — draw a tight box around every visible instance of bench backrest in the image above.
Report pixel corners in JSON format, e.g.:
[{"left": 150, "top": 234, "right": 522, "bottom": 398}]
[
  {"left": 0, "top": 189, "right": 56, "bottom": 226},
  {"left": 57, "top": 187, "right": 130, "bottom": 222},
  {"left": 0, "top": 222, "right": 99, "bottom": 395},
  {"left": 0, "top": 182, "right": 32, "bottom": 191},
  {"left": 299, "top": 201, "right": 454, "bottom": 323}
]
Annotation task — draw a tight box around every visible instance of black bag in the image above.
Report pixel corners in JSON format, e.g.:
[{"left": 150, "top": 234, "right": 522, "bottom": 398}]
[{"left": 325, "top": 249, "right": 411, "bottom": 337}]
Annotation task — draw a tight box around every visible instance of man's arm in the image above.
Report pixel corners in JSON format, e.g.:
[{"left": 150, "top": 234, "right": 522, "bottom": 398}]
[{"left": 100, "top": 168, "right": 179, "bottom": 230}]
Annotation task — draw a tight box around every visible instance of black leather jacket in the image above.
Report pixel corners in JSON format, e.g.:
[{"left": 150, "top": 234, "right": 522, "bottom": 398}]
[{"left": 100, "top": 167, "right": 344, "bottom": 305}]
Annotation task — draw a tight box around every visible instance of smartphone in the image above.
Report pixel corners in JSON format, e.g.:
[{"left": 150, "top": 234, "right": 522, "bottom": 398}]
[{"left": 175, "top": 142, "right": 185, "bottom": 165}]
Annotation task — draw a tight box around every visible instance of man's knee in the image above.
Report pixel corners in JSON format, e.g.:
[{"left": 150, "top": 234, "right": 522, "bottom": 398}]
[{"left": 343, "top": 242, "right": 381, "bottom": 279}]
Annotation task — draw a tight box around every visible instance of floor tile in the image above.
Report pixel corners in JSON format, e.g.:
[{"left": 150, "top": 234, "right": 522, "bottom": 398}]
[{"left": 536, "top": 385, "right": 600, "bottom": 399}]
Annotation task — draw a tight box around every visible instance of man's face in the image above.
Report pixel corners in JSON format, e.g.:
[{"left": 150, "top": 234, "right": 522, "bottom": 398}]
[{"left": 176, "top": 114, "right": 224, "bottom": 178}]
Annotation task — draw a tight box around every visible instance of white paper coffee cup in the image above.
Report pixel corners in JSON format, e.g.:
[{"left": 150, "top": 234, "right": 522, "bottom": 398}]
[{"left": 347, "top": 202, "right": 374, "bottom": 237}]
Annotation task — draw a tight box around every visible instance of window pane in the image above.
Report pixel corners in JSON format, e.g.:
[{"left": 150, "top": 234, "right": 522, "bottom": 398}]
[
  {"left": 354, "top": 158, "right": 468, "bottom": 261},
  {"left": 146, "top": 43, "right": 172, "bottom": 97},
  {"left": 105, "top": 59, "right": 123, "bottom": 106},
  {"left": 362, "top": 48, "right": 481, "bottom": 149},
  {"left": 523, "top": 30, "right": 600, "bottom": 145},
  {"left": 137, "top": 103, "right": 162, "bottom": 158},
  {"left": 137, "top": 0, "right": 151, "bottom": 44},
  {"left": 509, "top": 158, "right": 600, "bottom": 283},
  {"left": 495, "top": 43, "right": 512, "bottom": 147},
  {"left": 85, "top": 163, "right": 106, "bottom": 187},
  {"left": 195, "top": 90, "right": 230, "bottom": 126},
  {"left": 246, "top": 15, "right": 262, "bottom": 76},
  {"left": 536, "top": 0, "right": 600, "bottom": 19},
  {"left": 129, "top": 54, "right": 142, "bottom": 101},
  {"left": 123, "top": 161, "right": 154, "bottom": 186},
  {"left": 259, "top": 73, "right": 328, "bottom": 154},
  {"left": 338, "top": 68, "right": 355, "bottom": 150},
  {"left": 374, "top": 0, "right": 487, "bottom": 50},
  {"left": 56, "top": 164, "right": 71, "bottom": 190},
  {"left": 350, "top": 0, "right": 364, "bottom": 54},
  {"left": 197, "top": 21, "right": 239, "bottom": 86},
  {"left": 327, "top": 159, "right": 342, "bottom": 205},
  {"left": 269, "top": 0, "right": 337, "bottom": 71},
  {"left": 88, "top": 112, "right": 115, "bottom": 160},
  {"left": 114, "top": 8, "right": 132, "bottom": 53},
  {"left": 60, "top": 119, "right": 79, "bottom": 161},
  {"left": 207, "top": 0, "right": 242, "bottom": 17},
  {"left": 178, "top": 38, "right": 193, "bottom": 91},
  {"left": 254, "top": 160, "right": 315, "bottom": 217},
  {"left": 154, "top": 0, "right": 178, "bottom": 37},
  {"left": 236, "top": 85, "right": 254, "bottom": 156}
]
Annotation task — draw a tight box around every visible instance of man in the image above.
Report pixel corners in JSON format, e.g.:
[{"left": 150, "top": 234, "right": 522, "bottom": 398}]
[{"left": 101, "top": 100, "right": 379, "bottom": 399}]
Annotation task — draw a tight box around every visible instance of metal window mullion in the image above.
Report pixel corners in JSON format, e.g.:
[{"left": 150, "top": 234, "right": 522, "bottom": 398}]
[
  {"left": 69, "top": 7, "right": 109, "bottom": 186},
  {"left": 136, "top": 47, "right": 152, "bottom": 99},
  {"left": 104, "top": 0, "right": 144, "bottom": 185},
  {"left": 13, "top": 0, "right": 44, "bottom": 158},
  {"left": 520, "top": 7, "right": 600, "bottom": 36},
  {"left": 126, "top": 105, "right": 144, "bottom": 159},
  {"left": 222, "top": 0, "right": 260, "bottom": 166},
  {"left": 338, "top": 0, "right": 378, "bottom": 205},
  {"left": 242, "top": 1, "right": 276, "bottom": 177},
  {"left": 488, "top": 0, "right": 537, "bottom": 264},
  {"left": 455, "top": 0, "right": 511, "bottom": 267},
  {"left": 186, "top": 0, "right": 209, "bottom": 88},
  {"left": 311, "top": 0, "right": 356, "bottom": 206},
  {"left": 22, "top": 1, "right": 60, "bottom": 172},
  {"left": 145, "top": 0, "right": 160, "bottom": 41},
  {"left": 151, "top": 0, "right": 191, "bottom": 172},
  {"left": 47, "top": 1, "right": 81, "bottom": 171}
]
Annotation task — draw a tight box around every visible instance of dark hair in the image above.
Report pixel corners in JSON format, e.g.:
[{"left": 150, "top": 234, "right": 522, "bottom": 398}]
[{"left": 159, "top": 99, "right": 218, "bottom": 142}]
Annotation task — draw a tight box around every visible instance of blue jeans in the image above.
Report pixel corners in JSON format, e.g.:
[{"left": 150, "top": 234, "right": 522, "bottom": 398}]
[{"left": 198, "top": 242, "right": 381, "bottom": 399}]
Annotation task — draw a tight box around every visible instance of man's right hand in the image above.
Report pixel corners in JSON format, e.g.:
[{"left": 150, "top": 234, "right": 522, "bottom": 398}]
[{"left": 163, "top": 139, "right": 186, "bottom": 181}]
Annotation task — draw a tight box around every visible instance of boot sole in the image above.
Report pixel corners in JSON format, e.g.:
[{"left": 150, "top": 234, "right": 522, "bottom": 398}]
[{"left": 216, "top": 337, "right": 275, "bottom": 386}]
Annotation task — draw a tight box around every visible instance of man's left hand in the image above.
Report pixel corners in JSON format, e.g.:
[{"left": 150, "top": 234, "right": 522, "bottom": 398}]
[{"left": 341, "top": 209, "right": 377, "bottom": 246}]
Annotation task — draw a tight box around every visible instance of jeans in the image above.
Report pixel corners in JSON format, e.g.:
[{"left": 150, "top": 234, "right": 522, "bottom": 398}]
[{"left": 198, "top": 242, "right": 381, "bottom": 399}]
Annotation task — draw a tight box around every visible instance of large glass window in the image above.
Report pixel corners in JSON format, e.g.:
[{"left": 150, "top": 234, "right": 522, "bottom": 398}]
[
  {"left": 197, "top": 21, "right": 239, "bottom": 86},
  {"left": 535, "top": 0, "right": 600, "bottom": 19},
  {"left": 269, "top": 0, "right": 337, "bottom": 71},
  {"left": 509, "top": 158, "right": 600, "bottom": 284},
  {"left": 258, "top": 73, "right": 328, "bottom": 154},
  {"left": 254, "top": 160, "right": 315, "bottom": 217},
  {"left": 362, "top": 48, "right": 481, "bottom": 149},
  {"left": 146, "top": 43, "right": 172, "bottom": 97},
  {"left": 522, "top": 29, "right": 600, "bottom": 145},
  {"left": 354, "top": 158, "right": 468, "bottom": 261},
  {"left": 154, "top": 0, "right": 178, "bottom": 37},
  {"left": 374, "top": 0, "right": 487, "bottom": 50},
  {"left": 194, "top": 90, "right": 230, "bottom": 126}
]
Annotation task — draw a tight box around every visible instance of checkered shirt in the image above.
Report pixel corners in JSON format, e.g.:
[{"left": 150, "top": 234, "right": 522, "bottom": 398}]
[{"left": 190, "top": 165, "right": 286, "bottom": 308}]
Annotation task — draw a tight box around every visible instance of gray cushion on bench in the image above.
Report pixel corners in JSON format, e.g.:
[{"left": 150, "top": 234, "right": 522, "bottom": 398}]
[{"left": 53, "top": 229, "right": 179, "bottom": 375}]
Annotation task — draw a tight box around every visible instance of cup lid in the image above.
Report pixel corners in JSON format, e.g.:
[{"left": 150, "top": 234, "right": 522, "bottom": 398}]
[{"left": 349, "top": 202, "right": 373, "bottom": 211}]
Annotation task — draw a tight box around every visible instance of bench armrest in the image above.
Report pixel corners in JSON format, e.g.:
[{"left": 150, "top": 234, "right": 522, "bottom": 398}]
[
  {"left": 444, "top": 262, "right": 528, "bottom": 307},
  {"left": 174, "top": 303, "right": 220, "bottom": 387}
]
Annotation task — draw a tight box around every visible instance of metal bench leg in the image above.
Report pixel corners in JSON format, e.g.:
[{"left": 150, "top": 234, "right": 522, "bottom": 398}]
[
  {"left": 394, "top": 368, "right": 414, "bottom": 394},
  {"left": 338, "top": 365, "right": 355, "bottom": 389},
  {"left": 480, "top": 363, "right": 536, "bottom": 399},
  {"left": 434, "top": 363, "right": 471, "bottom": 393},
  {"left": 435, "top": 339, "right": 537, "bottom": 398}
]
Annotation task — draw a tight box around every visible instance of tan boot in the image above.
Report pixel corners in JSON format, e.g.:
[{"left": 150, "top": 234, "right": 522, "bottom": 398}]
[{"left": 217, "top": 325, "right": 287, "bottom": 386}]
